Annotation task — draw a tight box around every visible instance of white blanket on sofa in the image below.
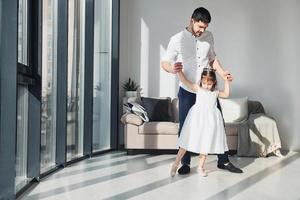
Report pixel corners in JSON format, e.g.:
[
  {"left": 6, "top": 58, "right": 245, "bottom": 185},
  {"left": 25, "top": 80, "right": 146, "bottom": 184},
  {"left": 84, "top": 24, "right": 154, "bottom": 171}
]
[{"left": 237, "top": 113, "right": 282, "bottom": 157}]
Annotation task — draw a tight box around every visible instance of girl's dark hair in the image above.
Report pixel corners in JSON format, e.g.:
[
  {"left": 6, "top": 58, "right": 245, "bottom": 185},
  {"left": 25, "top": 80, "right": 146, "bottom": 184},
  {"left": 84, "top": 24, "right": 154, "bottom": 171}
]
[
  {"left": 200, "top": 68, "right": 217, "bottom": 91},
  {"left": 192, "top": 7, "right": 211, "bottom": 23}
]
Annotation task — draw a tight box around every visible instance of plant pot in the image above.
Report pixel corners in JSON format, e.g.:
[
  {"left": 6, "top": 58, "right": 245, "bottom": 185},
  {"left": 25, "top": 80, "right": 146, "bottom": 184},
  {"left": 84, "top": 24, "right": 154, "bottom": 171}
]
[{"left": 125, "top": 91, "right": 137, "bottom": 97}]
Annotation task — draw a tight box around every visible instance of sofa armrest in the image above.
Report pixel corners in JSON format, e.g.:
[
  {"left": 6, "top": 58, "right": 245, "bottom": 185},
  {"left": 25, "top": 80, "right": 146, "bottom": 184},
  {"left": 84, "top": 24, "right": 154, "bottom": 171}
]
[
  {"left": 120, "top": 113, "right": 143, "bottom": 126},
  {"left": 248, "top": 100, "right": 265, "bottom": 115}
]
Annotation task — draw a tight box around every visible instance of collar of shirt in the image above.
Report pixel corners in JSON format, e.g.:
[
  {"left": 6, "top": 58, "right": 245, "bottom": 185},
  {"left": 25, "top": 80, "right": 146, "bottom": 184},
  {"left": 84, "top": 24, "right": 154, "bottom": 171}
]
[{"left": 183, "top": 27, "right": 207, "bottom": 40}]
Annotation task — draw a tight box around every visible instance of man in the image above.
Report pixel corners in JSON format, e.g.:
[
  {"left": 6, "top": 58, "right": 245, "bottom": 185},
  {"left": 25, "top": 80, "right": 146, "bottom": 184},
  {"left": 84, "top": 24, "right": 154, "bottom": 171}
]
[{"left": 161, "top": 7, "right": 243, "bottom": 174}]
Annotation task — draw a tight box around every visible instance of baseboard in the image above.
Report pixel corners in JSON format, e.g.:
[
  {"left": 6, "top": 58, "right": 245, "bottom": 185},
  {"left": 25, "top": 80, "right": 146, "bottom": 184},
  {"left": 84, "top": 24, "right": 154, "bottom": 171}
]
[
  {"left": 126, "top": 149, "right": 178, "bottom": 155},
  {"left": 126, "top": 149, "right": 238, "bottom": 156}
]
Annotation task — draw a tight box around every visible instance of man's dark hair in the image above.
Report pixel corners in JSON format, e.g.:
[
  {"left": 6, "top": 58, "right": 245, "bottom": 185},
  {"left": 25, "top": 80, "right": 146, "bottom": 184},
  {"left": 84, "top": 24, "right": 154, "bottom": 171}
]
[{"left": 191, "top": 7, "right": 211, "bottom": 23}]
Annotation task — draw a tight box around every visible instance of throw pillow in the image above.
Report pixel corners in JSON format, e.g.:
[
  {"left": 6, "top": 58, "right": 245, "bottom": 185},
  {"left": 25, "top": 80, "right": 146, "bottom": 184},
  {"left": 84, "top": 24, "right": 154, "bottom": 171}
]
[
  {"left": 218, "top": 97, "right": 248, "bottom": 123},
  {"left": 120, "top": 113, "right": 143, "bottom": 126},
  {"left": 141, "top": 97, "right": 171, "bottom": 122},
  {"left": 123, "top": 102, "right": 149, "bottom": 122}
]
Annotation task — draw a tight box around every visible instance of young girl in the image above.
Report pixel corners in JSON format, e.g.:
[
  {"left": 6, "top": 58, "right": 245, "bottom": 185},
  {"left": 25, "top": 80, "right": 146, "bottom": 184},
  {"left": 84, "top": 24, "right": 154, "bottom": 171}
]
[{"left": 171, "top": 67, "right": 230, "bottom": 177}]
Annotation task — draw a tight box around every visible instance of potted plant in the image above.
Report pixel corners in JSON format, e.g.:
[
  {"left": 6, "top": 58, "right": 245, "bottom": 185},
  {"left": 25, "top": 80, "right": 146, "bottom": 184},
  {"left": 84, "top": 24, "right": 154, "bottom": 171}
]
[{"left": 122, "top": 78, "right": 139, "bottom": 97}]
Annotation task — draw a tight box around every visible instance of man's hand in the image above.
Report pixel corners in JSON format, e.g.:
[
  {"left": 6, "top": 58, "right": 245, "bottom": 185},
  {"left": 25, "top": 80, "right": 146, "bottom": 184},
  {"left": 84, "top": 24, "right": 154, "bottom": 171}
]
[
  {"left": 223, "top": 70, "right": 233, "bottom": 82},
  {"left": 172, "top": 62, "right": 183, "bottom": 73},
  {"left": 211, "top": 59, "right": 233, "bottom": 82},
  {"left": 161, "top": 61, "right": 182, "bottom": 74}
]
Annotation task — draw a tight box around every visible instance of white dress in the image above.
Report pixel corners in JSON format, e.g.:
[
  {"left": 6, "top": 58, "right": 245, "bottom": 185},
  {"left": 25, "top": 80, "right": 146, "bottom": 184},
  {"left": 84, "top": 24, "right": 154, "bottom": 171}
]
[{"left": 178, "top": 88, "right": 229, "bottom": 154}]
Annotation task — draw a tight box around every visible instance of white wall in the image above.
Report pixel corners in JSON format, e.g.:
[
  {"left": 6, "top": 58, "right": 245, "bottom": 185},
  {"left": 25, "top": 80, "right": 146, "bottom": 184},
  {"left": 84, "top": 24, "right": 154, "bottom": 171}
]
[{"left": 119, "top": 0, "right": 300, "bottom": 151}]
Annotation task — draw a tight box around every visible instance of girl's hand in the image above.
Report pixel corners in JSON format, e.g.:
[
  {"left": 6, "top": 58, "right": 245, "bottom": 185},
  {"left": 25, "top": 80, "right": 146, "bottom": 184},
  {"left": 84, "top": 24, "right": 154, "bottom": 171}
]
[
  {"left": 173, "top": 62, "right": 183, "bottom": 73},
  {"left": 223, "top": 71, "right": 233, "bottom": 82}
]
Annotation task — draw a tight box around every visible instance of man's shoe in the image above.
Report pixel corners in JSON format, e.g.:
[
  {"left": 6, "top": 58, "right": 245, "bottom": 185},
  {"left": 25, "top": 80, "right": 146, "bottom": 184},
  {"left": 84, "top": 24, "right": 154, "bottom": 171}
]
[
  {"left": 217, "top": 162, "right": 243, "bottom": 173},
  {"left": 178, "top": 164, "right": 190, "bottom": 175}
]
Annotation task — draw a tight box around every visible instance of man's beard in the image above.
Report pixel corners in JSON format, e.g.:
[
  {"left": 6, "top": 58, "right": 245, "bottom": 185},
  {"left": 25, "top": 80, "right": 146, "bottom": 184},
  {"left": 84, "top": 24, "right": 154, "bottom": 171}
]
[{"left": 192, "top": 26, "right": 201, "bottom": 37}]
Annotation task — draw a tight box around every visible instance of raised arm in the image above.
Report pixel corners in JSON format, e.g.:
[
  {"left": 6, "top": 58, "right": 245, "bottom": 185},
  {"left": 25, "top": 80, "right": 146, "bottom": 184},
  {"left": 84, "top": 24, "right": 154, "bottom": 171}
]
[
  {"left": 178, "top": 71, "right": 200, "bottom": 92},
  {"left": 218, "top": 78, "right": 230, "bottom": 98},
  {"left": 210, "top": 59, "right": 233, "bottom": 81}
]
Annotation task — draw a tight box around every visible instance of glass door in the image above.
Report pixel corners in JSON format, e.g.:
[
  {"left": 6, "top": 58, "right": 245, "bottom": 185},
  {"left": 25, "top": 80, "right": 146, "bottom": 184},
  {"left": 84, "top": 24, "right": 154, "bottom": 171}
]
[
  {"left": 92, "top": 0, "right": 112, "bottom": 152},
  {"left": 15, "top": 0, "right": 30, "bottom": 192},
  {"left": 40, "top": 0, "right": 58, "bottom": 173},
  {"left": 67, "top": 0, "right": 85, "bottom": 161},
  {"left": 15, "top": 86, "right": 29, "bottom": 192}
]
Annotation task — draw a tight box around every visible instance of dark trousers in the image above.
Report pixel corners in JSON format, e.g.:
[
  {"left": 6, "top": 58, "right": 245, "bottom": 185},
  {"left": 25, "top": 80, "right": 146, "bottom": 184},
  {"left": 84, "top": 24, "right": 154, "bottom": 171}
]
[{"left": 178, "top": 87, "right": 229, "bottom": 165}]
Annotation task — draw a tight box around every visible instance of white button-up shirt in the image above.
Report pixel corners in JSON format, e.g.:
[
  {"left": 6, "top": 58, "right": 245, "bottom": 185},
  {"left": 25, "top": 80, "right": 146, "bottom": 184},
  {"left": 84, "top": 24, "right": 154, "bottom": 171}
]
[{"left": 162, "top": 28, "right": 216, "bottom": 93}]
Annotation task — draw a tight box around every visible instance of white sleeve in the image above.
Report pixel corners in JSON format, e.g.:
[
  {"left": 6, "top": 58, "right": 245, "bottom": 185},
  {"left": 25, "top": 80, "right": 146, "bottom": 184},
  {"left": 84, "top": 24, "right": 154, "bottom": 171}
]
[
  {"left": 208, "top": 34, "right": 216, "bottom": 63},
  {"left": 161, "top": 36, "right": 179, "bottom": 64}
]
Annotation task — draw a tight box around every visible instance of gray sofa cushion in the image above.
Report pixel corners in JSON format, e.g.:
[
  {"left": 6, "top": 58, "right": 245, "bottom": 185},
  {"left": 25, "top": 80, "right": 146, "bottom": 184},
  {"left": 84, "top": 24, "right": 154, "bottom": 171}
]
[{"left": 138, "top": 121, "right": 179, "bottom": 135}]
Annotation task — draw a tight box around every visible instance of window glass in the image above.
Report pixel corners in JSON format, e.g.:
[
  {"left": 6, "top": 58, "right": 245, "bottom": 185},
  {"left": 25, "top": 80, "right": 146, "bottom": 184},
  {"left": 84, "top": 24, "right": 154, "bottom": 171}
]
[
  {"left": 93, "top": 0, "right": 112, "bottom": 152},
  {"left": 40, "top": 0, "right": 58, "bottom": 173},
  {"left": 67, "top": 0, "right": 85, "bottom": 161}
]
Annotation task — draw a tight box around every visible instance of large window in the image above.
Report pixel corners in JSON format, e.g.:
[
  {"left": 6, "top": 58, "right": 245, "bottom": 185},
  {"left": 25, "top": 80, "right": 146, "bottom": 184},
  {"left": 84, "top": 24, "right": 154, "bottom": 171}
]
[
  {"left": 15, "top": 0, "right": 30, "bottom": 192},
  {"left": 15, "top": 86, "right": 29, "bottom": 192},
  {"left": 17, "top": 0, "right": 28, "bottom": 65},
  {"left": 40, "top": 0, "right": 58, "bottom": 173},
  {"left": 67, "top": 0, "right": 86, "bottom": 161},
  {"left": 93, "top": 0, "right": 112, "bottom": 152},
  {"left": 0, "top": 0, "right": 118, "bottom": 198}
]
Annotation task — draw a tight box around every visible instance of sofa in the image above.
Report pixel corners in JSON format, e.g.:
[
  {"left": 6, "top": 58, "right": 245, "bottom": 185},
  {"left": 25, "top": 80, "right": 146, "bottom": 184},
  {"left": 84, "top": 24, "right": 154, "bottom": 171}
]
[{"left": 121, "top": 96, "right": 281, "bottom": 156}]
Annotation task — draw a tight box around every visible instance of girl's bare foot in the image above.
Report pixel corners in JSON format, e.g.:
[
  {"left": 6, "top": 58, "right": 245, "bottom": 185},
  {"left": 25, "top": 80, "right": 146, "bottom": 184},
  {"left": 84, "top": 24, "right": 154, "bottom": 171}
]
[
  {"left": 170, "top": 163, "right": 179, "bottom": 177},
  {"left": 198, "top": 167, "right": 208, "bottom": 177}
]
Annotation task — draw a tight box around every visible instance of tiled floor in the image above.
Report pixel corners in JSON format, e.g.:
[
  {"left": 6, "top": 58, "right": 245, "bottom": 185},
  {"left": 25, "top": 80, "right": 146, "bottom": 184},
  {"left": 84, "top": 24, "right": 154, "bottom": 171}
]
[{"left": 20, "top": 151, "right": 300, "bottom": 200}]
